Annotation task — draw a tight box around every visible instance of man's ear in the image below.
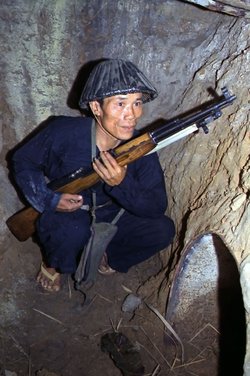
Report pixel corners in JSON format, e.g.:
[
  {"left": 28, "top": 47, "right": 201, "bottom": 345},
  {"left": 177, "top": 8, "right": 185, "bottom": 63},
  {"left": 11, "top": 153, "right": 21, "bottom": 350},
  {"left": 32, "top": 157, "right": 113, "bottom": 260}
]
[{"left": 89, "top": 101, "right": 101, "bottom": 116}]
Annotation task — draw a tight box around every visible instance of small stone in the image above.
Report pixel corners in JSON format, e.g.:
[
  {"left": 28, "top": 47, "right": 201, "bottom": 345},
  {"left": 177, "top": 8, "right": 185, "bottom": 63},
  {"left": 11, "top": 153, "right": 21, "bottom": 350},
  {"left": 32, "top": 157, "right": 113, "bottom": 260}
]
[{"left": 121, "top": 294, "right": 142, "bottom": 313}]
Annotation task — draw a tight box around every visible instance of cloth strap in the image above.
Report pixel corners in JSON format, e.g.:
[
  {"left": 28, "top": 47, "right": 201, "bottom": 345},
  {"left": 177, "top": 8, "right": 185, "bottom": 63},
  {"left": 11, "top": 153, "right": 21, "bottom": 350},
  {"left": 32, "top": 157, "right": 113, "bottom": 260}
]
[{"left": 91, "top": 120, "right": 124, "bottom": 224}]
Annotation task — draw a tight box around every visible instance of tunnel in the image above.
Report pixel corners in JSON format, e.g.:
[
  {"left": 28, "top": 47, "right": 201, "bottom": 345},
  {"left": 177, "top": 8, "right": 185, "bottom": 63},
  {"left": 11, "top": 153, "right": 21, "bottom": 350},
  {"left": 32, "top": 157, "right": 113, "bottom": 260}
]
[{"left": 0, "top": 1, "right": 249, "bottom": 375}]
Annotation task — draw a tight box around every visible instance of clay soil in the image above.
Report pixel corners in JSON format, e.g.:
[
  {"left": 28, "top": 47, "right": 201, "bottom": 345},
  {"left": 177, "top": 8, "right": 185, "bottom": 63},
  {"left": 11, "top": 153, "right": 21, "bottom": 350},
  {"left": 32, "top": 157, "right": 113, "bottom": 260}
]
[
  {"left": 0, "top": 236, "right": 245, "bottom": 376},
  {"left": 0, "top": 238, "right": 174, "bottom": 376}
]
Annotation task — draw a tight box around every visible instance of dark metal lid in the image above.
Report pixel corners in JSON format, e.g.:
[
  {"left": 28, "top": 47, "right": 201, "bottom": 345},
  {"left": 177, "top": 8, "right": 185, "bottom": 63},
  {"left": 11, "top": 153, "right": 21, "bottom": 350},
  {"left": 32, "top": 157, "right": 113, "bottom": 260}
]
[{"left": 79, "top": 59, "right": 158, "bottom": 109}]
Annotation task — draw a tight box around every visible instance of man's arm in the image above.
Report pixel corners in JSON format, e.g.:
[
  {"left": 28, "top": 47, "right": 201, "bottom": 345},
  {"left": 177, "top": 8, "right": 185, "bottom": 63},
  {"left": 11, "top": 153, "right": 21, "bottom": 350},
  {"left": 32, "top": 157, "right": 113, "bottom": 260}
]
[{"left": 103, "top": 152, "right": 167, "bottom": 218}]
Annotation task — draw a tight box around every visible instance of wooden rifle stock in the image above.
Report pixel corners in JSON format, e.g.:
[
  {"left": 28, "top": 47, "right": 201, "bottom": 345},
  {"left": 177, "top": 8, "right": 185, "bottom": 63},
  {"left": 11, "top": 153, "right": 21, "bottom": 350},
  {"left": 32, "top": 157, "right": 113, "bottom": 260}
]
[
  {"left": 6, "top": 86, "right": 236, "bottom": 241},
  {"left": 6, "top": 133, "right": 155, "bottom": 241}
]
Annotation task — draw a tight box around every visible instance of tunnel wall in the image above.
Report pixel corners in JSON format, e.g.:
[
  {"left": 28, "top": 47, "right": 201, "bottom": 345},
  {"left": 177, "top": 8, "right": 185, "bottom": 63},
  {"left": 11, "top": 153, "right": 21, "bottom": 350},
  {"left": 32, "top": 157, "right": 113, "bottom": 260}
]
[{"left": 0, "top": 1, "right": 249, "bottom": 373}]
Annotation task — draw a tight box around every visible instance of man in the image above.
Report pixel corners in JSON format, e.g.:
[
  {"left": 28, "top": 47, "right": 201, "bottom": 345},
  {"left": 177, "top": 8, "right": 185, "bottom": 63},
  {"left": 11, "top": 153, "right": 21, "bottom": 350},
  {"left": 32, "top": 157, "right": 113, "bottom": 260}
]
[{"left": 12, "top": 59, "right": 175, "bottom": 292}]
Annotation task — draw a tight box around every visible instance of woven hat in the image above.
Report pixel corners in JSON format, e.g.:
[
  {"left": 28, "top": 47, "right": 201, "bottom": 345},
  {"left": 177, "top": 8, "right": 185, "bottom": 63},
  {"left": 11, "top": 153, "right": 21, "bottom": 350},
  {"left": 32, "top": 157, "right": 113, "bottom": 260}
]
[{"left": 79, "top": 59, "right": 158, "bottom": 109}]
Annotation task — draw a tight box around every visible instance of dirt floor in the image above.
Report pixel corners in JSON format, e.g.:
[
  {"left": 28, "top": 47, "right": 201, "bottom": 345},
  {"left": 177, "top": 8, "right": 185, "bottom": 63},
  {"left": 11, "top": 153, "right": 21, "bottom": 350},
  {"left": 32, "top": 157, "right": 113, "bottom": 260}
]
[
  {"left": 0, "top": 237, "right": 174, "bottom": 376},
  {"left": 0, "top": 235, "right": 246, "bottom": 376}
]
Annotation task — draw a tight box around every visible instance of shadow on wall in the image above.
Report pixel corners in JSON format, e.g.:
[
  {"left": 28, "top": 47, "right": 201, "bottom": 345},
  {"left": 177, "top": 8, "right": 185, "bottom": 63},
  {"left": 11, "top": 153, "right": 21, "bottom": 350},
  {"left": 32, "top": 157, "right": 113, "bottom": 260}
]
[
  {"left": 5, "top": 58, "right": 108, "bottom": 205},
  {"left": 165, "top": 233, "right": 246, "bottom": 376},
  {"left": 66, "top": 57, "right": 108, "bottom": 115},
  {"left": 215, "top": 234, "right": 246, "bottom": 376}
]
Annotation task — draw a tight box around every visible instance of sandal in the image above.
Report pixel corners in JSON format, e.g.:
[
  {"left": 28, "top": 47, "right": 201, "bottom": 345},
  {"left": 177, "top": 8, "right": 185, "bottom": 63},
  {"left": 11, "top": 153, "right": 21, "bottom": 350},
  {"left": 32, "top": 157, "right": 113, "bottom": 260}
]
[
  {"left": 98, "top": 252, "right": 116, "bottom": 276},
  {"left": 98, "top": 264, "right": 116, "bottom": 275},
  {"left": 37, "top": 262, "right": 61, "bottom": 292}
]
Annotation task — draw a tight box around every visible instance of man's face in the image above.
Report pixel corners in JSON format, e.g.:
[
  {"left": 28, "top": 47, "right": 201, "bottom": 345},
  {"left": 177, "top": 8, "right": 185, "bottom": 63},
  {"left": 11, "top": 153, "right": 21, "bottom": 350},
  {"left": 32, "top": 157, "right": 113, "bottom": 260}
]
[{"left": 91, "top": 92, "right": 143, "bottom": 141}]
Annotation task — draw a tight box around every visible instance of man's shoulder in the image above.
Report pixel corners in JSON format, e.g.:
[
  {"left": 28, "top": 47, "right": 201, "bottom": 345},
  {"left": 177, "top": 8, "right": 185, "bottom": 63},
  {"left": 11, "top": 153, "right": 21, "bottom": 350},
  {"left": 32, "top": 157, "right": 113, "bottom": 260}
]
[
  {"left": 48, "top": 115, "right": 92, "bottom": 128},
  {"left": 40, "top": 115, "right": 92, "bottom": 138}
]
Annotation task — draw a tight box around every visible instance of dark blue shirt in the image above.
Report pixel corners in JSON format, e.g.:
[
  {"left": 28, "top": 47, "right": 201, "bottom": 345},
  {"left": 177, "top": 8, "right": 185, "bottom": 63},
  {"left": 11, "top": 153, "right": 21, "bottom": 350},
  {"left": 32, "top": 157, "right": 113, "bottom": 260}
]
[{"left": 12, "top": 116, "right": 168, "bottom": 217}]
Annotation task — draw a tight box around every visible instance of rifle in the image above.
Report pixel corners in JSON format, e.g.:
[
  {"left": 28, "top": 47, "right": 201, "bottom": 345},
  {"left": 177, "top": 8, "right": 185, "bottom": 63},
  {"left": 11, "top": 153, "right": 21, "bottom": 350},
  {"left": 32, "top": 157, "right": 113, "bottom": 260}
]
[{"left": 6, "top": 87, "right": 236, "bottom": 241}]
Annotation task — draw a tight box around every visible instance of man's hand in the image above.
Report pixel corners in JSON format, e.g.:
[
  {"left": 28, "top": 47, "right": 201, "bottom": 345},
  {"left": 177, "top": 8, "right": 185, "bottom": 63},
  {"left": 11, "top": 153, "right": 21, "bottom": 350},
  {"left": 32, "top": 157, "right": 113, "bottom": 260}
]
[
  {"left": 56, "top": 193, "right": 83, "bottom": 212},
  {"left": 93, "top": 151, "right": 127, "bottom": 186}
]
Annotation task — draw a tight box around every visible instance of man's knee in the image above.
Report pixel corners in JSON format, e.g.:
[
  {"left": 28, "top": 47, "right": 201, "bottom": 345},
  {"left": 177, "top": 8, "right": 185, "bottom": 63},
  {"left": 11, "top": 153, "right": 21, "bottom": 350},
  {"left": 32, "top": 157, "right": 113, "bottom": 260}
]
[
  {"left": 37, "top": 210, "right": 91, "bottom": 249},
  {"left": 156, "top": 215, "right": 175, "bottom": 248}
]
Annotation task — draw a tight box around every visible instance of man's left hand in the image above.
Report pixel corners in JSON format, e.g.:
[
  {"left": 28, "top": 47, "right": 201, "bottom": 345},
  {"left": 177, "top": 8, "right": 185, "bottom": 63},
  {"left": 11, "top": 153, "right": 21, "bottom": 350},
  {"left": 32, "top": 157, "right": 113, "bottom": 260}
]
[{"left": 93, "top": 151, "right": 127, "bottom": 186}]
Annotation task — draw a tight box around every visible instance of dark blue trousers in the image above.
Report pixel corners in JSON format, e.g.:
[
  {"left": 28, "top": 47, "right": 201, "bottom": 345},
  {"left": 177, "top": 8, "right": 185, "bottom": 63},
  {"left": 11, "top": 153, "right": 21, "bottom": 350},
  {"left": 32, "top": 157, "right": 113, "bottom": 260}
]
[{"left": 37, "top": 208, "right": 175, "bottom": 274}]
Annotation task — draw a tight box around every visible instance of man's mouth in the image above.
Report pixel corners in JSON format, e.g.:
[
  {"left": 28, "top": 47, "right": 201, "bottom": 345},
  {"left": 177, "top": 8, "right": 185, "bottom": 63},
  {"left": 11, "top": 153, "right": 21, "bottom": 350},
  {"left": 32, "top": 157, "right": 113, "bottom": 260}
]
[{"left": 121, "top": 125, "right": 135, "bottom": 131}]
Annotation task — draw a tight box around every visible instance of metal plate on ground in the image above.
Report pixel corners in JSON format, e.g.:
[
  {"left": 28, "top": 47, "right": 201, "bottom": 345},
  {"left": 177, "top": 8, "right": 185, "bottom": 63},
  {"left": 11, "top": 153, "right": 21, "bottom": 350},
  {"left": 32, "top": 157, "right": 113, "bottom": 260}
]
[{"left": 165, "top": 233, "right": 245, "bottom": 375}]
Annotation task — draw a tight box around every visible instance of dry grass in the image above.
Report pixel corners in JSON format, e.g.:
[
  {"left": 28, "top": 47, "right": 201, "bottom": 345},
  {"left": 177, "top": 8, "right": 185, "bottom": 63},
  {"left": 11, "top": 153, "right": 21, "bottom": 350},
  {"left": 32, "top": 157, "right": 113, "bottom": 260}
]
[{"left": 32, "top": 308, "right": 63, "bottom": 325}]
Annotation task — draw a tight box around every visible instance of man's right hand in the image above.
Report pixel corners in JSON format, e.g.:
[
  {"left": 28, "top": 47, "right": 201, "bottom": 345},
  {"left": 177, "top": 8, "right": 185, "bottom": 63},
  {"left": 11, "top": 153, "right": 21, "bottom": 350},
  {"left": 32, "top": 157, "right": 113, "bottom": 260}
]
[{"left": 56, "top": 193, "right": 83, "bottom": 212}]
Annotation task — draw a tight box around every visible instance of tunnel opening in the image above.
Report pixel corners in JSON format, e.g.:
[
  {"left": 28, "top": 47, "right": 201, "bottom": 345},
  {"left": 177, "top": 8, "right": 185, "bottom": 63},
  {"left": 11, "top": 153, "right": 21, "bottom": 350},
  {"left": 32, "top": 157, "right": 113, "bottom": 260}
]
[{"left": 165, "top": 233, "right": 246, "bottom": 375}]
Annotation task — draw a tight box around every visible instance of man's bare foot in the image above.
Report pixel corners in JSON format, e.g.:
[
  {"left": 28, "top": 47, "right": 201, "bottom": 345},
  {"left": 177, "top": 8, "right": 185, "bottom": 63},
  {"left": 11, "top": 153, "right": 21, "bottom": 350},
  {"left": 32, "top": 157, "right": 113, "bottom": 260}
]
[{"left": 36, "top": 262, "right": 61, "bottom": 292}]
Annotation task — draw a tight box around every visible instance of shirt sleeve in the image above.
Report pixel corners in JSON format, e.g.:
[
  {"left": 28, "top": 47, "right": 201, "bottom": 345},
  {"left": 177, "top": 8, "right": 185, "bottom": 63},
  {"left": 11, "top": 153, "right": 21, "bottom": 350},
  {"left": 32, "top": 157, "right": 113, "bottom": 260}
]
[
  {"left": 12, "top": 123, "right": 61, "bottom": 213},
  {"left": 104, "top": 152, "right": 168, "bottom": 218}
]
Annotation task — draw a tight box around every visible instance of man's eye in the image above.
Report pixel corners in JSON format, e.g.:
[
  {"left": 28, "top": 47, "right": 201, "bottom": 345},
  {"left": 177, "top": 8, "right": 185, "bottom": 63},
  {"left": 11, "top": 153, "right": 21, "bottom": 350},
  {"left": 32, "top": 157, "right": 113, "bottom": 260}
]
[{"left": 135, "top": 101, "right": 142, "bottom": 107}]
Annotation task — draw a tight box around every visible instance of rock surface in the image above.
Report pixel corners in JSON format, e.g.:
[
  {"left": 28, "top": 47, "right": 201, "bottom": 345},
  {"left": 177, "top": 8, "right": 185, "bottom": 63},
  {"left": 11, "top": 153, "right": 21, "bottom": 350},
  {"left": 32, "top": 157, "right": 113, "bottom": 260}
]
[{"left": 0, "top": 0, "right": 249, "bottom": 374}]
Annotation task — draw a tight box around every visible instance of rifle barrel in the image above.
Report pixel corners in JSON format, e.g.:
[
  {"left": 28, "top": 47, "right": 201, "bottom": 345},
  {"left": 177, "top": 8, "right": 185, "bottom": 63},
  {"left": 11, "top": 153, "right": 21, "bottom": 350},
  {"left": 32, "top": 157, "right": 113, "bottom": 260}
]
[{"left": 151, "top": 88, "right": 236, "bottom": 144}]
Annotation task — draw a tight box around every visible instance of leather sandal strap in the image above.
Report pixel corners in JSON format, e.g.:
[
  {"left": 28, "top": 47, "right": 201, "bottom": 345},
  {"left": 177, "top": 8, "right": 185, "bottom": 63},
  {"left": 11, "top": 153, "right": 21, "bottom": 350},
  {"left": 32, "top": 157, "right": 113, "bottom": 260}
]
[{"left": 41, "top": 262, "right": 60, "bottom": 282}]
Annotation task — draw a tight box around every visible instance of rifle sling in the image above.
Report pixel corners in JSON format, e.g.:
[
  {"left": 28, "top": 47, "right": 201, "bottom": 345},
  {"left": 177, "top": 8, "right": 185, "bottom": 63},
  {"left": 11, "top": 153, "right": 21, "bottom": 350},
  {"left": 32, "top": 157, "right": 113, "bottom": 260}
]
[{"left": 90, "top": 120, "right": 125, "bottom": 224}]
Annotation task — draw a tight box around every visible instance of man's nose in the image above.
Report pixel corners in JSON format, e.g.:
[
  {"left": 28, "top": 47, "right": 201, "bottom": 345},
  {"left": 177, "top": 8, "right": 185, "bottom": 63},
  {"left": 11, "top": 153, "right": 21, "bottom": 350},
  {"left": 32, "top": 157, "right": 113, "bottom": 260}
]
[{"left": 124, "top": 105, "right": 135, "bottom": 119}]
